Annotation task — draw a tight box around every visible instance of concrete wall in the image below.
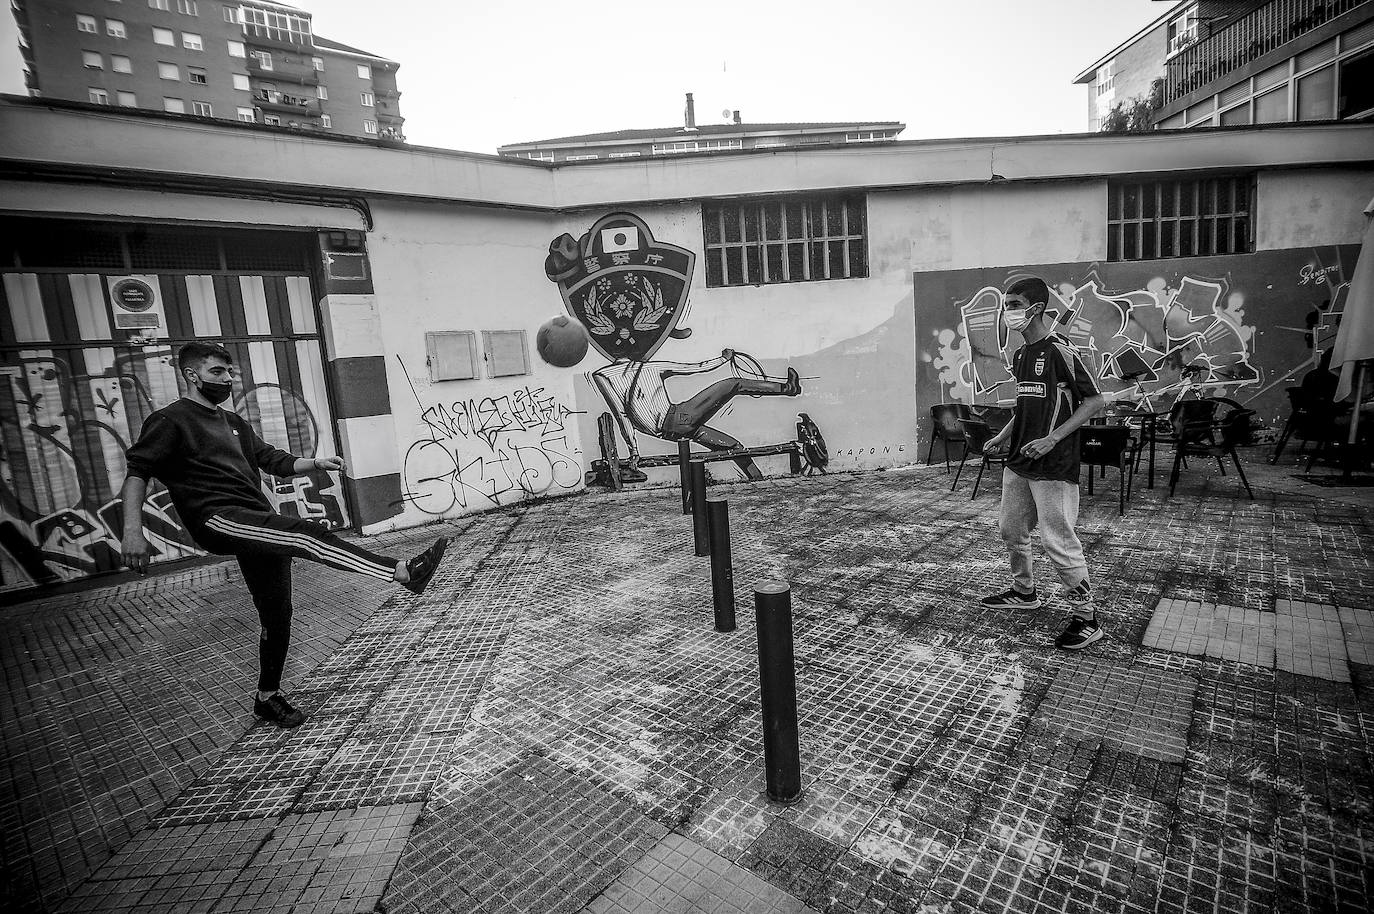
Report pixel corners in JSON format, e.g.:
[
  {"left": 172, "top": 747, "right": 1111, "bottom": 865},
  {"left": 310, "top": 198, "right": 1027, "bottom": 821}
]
[
  {"left": 360, "top": 200, "right": 585, "bottom": 532},
  {"left": 1257, "top": 169, "right": 1374, "bottom": 251}
]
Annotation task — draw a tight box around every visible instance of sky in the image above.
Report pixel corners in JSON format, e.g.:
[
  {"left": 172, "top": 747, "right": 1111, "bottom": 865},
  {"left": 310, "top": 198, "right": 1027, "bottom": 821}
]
[{"left": 0, "top": 0, "right": 1174, "bottom": 154}]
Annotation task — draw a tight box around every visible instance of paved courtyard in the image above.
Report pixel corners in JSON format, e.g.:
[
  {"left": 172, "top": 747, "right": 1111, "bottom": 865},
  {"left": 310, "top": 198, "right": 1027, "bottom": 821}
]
[{"left": 2, "top": 457, "right": 1372, "bottom": 913}]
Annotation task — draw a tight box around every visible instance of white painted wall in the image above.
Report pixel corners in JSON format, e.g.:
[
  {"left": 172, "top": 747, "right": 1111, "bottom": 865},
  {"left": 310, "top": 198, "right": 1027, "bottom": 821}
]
[
  {"left": 1256, "top": 169, "right": 1374, "bottom": 251},
  {"left": 362, "top": 199, "right": 585, "bottom": 531}
]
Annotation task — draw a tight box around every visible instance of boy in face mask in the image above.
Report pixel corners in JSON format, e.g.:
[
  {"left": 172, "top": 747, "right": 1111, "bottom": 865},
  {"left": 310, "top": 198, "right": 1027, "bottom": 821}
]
[
  {"left": 980, "top": 278, "right": 1109, "bottom": 650},
  {"left": 119, "top": 342, "right": 450, "bottom": 728}
]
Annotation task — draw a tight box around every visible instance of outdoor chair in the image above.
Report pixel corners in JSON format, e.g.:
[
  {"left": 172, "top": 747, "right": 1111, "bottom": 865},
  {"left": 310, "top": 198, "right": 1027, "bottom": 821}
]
[
  {"left": 1168, "top": 405, "right": 1256, "bottom": 499},
  {"left": 970, "top": 405, "right": 1014, "bottom": 436},
  {"left": 952, "top": 418, "right": 1005, "bottom": 499},
  {"left": 1080, "top": 425, "right": 1137, "bottom": 515},
  {"left": 925, "top": 403, "right": 971, "bottom": 472},
  {"left": 1270, "top": 386, "right": 1342, "bottom": 465}
]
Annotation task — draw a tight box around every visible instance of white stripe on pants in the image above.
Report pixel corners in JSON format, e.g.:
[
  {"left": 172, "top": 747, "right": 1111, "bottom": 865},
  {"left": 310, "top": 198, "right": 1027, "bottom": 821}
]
[{"left": 998, "top": 467, "right": 1090, "bottom": 597}]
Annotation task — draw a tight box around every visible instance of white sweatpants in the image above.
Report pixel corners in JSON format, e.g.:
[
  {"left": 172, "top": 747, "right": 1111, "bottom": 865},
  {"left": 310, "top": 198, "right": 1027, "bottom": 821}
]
[{"left": 998, "top": 468, "right": 1092, "bottom": 614}]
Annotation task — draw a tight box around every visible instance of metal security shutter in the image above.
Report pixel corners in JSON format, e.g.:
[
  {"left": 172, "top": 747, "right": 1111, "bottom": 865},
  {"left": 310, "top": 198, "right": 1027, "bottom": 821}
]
[{"left": 0, "top": 219, "right": 347, "bottom": 593}]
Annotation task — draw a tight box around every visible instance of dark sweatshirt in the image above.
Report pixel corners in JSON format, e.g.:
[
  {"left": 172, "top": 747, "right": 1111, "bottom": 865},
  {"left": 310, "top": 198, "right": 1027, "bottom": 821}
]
[{"left": 125, "top": 398, "right": 297, "bottom": 535}]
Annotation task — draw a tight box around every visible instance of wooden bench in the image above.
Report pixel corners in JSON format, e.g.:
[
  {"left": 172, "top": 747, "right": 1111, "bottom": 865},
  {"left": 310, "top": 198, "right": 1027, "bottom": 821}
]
[{"left": 588, "top": 413, "right": 802, "bottom": 490}]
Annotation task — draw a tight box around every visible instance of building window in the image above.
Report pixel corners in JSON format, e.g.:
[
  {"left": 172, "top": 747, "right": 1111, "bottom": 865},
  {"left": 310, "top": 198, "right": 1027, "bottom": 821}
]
[
  {"left": 363, "top": 119, "right": 377, "bottom": 134},
  {"left": 1096, "top": 61, "right": 1116, "bottom": 97},
  {"left": 845, "top": 130, "right": 898, "bottom": 142},
  {"left": 242, "top": 6, "right": 311, "bottom": 45},
  {"left": 237, "top": 106, "right": 255, "bottom": 122},
  {"left": 652, "top": 139, "right": 742, "bottom": 154},
  {"left": 106, "top": 19, "right": 126, "bottom": 37},
  {"left": 182, "top": 32, "right": 202, "bottom": 50},
  {"left": 703, "top": 194, "right": 869, "bottom": 287},
  {"left": 188, "top": 67, "right": 206, "bottom": 84},
  {"left": 1167, "top": 7, "right": 1199, "bottom": 56},
  {"left": 356, "top": 64, "right": 370, "bottom": 79},
  {"left": 77, "top": 14, "right": 98, "bottom": 32},
  {"left": 88, "top": 87, "right": 110, "bottom": 104},
  {"left": 608, "top": 151, "right": 641, "bottom": 158},
  {"left": 82, "top": 50, "right": 103, "bottom": 69},
  {"left": 223, "top": 7, "right": 240, "bottom": 23},
  {"left": 315, "top": 85, "right": 327, "bottom": 99},
  {"left": 312, "top": 56, "right": 324, "bottom": 71},
  {"left": 321, "top": 113, "right": 331, "bottom": 128},
  {"left": 117, "top": 90, "right": 137, "bottom": 107},
  {"left": 192, "top": 100, "right": 211, "bottom": 116},
  {"left": 158, "top": 62, "right": 178, "bottom": 80},
  {"left": 228, "top": 40, "right": 245, "bottom": 57},
  {"left": 232, "top": 73, "right": 249, "bottom": 91},
  {"left": 163, "top": 97, "right": 185, "bottom": 113},
  {"left": 148, "top": 0, "right": 169, "bottom": 10},
  {"left": 251, "top": 50, "right": 272, "bottom": 70},
  {"left": 482, "top": 331, "right": 529, "bottom": 378},
  {"left": 566, "top": 154, "right": 599, "bottom": 161},
  {"left": 176, "top": 0, "right": 197, "bottom": 13},
  {"left": 264, "top": 114, "right": 281, "bottom": 125},
  {"left": 112, "top": 54, "right": 131, "bottom": 73},
  {"left": 1107, "top": 175, "right": 1255, "bottom": 261},
  {"left": 360, "top": 91, "right": 374, "bottom": 106},
  {"left": 153, "top": 27, "right": 174, "bottom": 45}
]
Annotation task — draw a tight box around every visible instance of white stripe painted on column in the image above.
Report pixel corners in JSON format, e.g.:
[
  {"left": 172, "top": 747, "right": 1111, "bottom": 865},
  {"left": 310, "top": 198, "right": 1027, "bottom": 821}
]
[
  {"left": 239, "top": 276, "right": 271, "bottom": 336},
  {"left": 83, "top": 344, "right": 114, "bottom": 382},
  {"left": 286, "top": 276, "right": 317, "bottom": 334},
  {"left": 336, "top": 414, "right": 401, "bottom": 479},
  {"left": 3, "top": 274, "right": 49, "bottom": 343},
  {"left": 185, "top": 275, "right": 222, "bottom": 338},
  {"left": 68, "top": 275, "right": 112, "bottom": 341}
]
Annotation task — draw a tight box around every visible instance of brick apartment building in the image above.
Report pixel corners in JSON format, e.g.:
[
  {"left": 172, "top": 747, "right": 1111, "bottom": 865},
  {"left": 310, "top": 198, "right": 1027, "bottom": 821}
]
[{"left": 11, "top": 0, "right": 404, "bottom": 140}]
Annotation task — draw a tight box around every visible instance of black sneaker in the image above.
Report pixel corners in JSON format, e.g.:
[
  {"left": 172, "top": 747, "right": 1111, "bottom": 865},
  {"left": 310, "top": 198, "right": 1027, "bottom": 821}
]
[
  {"left": 254, "top": 693, "right": 306, "bottom": 728},
  {"left": 402, "top": 537, "right": 450, "bottom": 595},
  {"left": 1055, "top": 616, "right": 1104, "bottom": 651},
  {"left": 979, "top": 588, "right": 1042, "bottom": 610}
]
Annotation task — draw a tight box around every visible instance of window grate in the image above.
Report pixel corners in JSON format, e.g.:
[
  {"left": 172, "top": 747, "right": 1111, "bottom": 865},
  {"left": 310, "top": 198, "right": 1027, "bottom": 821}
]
[
  {"left": 128, "top": 229, "right": 220, "bottom": 270},
  {"left": 703, "top": 193, "right": 868, "bottom": 287},
  {"left": 1107, "top": 175, "right": 1255, "bottom": 262}
]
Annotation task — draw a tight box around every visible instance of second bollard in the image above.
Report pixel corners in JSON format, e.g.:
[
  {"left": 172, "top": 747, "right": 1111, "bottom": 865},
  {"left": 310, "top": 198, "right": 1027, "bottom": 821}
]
[
  {"left": 754, "top": 582, "right": 802, "bottom": 804},
  {"left": 679, "top": 440, "right": 692, "bottom": 515},
  {"left": 691, "top": 461, "right": 710, "bottom": 556},
  {"left": 707, "top": 497, "right": 735, "bottom": 632}
]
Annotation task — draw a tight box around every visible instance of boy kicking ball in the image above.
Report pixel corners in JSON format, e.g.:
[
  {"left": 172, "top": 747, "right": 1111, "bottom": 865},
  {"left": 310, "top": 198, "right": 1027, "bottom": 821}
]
[{"left": 120, "top": 342, "right": 450, "bottom": 727}]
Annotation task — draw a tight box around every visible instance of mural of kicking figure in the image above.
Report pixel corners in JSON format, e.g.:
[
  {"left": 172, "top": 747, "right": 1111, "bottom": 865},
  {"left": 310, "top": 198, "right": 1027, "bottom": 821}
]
[
  {"left": 545, "top": 212, "right": 803, "bottom": 480},
  {"left": 592, "top": 350, "right": 801, "bottom": 480}
]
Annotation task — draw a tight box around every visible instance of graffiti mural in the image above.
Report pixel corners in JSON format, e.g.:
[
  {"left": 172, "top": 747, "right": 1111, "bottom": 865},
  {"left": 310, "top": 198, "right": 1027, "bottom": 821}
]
[
  {"left": 914, "top": 247, "right": 1359, "bottom": 447},
  {"left": 1, "top": 270, "right": 344, "bottom": 593},
  {"left": 545, "top": 212, "right": 805, "bottom": 480},
  {"left": 400, "top": 376, "right": 584, "bottom": 515}
]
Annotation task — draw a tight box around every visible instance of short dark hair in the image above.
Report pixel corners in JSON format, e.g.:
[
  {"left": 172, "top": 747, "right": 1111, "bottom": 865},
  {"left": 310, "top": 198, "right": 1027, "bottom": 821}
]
[
  {"left": 177, "top": 342, "right": 233, "bottom": 373},
  {"left": 1005, "top": 277, "right": 1050, "bottom": 307}
]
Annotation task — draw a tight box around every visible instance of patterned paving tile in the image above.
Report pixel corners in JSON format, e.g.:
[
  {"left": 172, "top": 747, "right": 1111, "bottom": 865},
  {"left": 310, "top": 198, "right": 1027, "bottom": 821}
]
[
  {"left": 1033, "top": 659, "right": 1196, "bottom": 763},
  {"left": 585, "top": 833, "right": 817, "bottom": 914}
]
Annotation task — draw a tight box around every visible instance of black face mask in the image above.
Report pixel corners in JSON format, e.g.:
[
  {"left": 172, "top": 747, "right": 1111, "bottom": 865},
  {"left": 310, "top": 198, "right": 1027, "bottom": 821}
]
[{"left": 189, "top": 372, "right": 234, "bottom": 405}]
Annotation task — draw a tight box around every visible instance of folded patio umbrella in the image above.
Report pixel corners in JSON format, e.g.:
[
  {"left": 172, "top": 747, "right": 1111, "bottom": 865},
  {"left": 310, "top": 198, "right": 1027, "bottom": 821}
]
[{"left": 1330, "top": 196, "right": 1374, "bottom": 469}]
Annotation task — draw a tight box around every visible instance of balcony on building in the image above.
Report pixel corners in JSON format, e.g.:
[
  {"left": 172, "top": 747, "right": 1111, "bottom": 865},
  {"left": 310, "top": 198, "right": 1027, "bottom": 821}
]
[
  {"left": 254, "top": 88, "right": 318, "bottom": 116},
  {"left": 1164, "top": 0, "right": 1373, "bottom": 108},
  {"left": 246, "top": 54, "right": 319, "bottom": 86},
  {"left": 241, "top": 22, "right": 316, "bottom": 55}
]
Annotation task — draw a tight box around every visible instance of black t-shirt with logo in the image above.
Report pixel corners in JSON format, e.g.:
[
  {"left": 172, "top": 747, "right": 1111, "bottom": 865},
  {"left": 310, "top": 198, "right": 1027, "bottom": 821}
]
[{"left": 1005, "top": 334, "right": 1100, "bottom": 484}]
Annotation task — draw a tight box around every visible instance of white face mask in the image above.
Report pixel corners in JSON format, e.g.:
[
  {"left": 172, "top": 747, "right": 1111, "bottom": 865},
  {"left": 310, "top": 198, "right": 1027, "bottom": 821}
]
[{"left": 1002, "top": 307, "right": 1033, "bottom": 331}]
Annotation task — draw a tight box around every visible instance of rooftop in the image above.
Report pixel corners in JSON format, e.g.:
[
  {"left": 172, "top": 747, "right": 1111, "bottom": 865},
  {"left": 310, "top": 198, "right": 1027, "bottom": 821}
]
[{"left": 499, "top": 120, "right": 907, "bottom": 150}]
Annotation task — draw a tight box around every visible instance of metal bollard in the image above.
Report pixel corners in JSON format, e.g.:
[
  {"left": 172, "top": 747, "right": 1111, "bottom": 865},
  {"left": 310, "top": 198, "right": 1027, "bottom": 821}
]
[
  {"left": 707, "top": 497, "right": 735, "bottom": 632},
  {"left": 754, "top": 582, "right": 802, "bottom": 804},
  {"left": 691, "top": 461, "right": 710, "bottom": 556},
  {"left": 679, "top": 440, "right": 692, "bottom": 515}
]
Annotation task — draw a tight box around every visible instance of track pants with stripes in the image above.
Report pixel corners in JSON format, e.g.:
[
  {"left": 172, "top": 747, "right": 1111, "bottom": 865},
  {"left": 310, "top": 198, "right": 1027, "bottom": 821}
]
[{"left": 198, "top": 508, "right": 398, "bottom": 692}]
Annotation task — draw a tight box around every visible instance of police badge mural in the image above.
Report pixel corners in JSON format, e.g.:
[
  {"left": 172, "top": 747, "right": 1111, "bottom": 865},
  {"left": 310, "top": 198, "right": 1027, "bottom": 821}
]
[
  {"left": 545, "top": 212, "right": 695, "bottom": 361},
  {"left": 544, "top": 212, "right": 813, "bottom": 485}
]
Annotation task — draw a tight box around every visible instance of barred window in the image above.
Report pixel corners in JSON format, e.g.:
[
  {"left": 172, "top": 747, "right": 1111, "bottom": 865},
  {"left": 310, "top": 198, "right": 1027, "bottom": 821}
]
[
  {"left": 703, "top": 194, "right": 868, "bottom": 287},
  {"left": 1107, "top": 175, "right": 1254, "bottom": 261}
]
